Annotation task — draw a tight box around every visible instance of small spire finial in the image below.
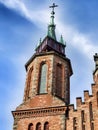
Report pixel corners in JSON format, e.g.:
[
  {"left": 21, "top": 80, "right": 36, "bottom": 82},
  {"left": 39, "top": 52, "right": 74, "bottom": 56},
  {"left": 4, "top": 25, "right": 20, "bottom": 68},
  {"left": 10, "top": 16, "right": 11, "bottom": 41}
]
[
  {"left": 60, "top": 35, "right": 66, "bottom": 47},
  {"left": 37, "top": 38, "right": 42, "bottom": 47},
  {"left": 60, "top": 35, "right": 64, "bottom": 44}
]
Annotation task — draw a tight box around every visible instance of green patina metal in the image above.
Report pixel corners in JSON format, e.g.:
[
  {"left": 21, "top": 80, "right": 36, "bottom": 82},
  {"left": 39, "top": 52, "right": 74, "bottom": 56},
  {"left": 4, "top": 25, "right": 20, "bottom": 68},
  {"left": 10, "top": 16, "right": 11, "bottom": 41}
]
[
  {"left": 47, "top": 3, "right": 58, "bottom": 40},
  {"left": 37, "top": 38, "right": 42, "bottom": 47},
  {"left": 60, "top": 35, "right": 64, "bottom": 44},
  {"left": 59, "top": 35, "right": 66, "bottom": 46}
]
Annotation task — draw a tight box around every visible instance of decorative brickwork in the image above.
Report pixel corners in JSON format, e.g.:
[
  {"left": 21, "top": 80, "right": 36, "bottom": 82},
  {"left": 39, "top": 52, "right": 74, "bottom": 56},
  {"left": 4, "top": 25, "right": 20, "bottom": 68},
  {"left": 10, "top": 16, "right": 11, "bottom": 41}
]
[
  {"left": 66, "top": 83, "right": 98, "bottom": 130},
  {"left": 12, "top": 106, "right": 67, "bottom": 119},
  {"left": 12, "top": 44, "right": 98, "bottom": 130}
]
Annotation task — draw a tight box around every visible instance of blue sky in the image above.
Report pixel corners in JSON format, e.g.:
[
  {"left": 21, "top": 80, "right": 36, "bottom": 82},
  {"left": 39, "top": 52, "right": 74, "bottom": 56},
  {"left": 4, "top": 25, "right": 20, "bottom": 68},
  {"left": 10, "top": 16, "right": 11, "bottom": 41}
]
[{"left": 0, "top": 0, "right": 98, "bottom": 129}]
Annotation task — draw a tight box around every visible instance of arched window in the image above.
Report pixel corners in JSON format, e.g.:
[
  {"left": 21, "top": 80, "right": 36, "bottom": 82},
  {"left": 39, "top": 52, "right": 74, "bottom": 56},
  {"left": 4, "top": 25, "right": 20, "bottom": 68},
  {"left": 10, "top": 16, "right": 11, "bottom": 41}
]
[
  {"left": 89, "top": 102, "right": 94, "bottom": 130},
  {"left": 73, "top": 117, "right": 77, "bottom": 130},
  {"left": 44, "top": 122, "right": 49, "bottom": 130},
  {"left": 89, "top": 102, "right": 93, "bottom": 121},
  {"left": 25, "top": 66, "right": 33, "bottom": 100},
  {"left": 55, "top": 63, "right": 62, "bottom": 97},
  {"left": 39, "top": 64, "right": 47, "bottom": 94},
  {"left": 91, "top": 123, "right": 94, "bottom": 130},
  {"left": 28, "top": 123, "right": 33, "bottom": 130},
  {"left": 36, "top": 122, "right": 41, "bottom": 130},
  {"left": 81, "top": 110, "right": 85, "bottom": 130}
]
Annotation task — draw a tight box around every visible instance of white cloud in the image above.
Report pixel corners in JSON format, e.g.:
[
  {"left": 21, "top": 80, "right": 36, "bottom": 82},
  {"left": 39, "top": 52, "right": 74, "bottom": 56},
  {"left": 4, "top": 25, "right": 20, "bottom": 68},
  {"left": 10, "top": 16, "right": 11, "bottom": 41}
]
[
  {"left": 0, "top": 0, "right": 32, "bottom": 19},
  {"left": 0, "top": 0, "right": 98, "bottom": 59},
  {"left": 56, "top": 20, "right": 98, "bottom": 59},
  {"left": 0, "top": 0, "right": 49, "bottom": 25}
]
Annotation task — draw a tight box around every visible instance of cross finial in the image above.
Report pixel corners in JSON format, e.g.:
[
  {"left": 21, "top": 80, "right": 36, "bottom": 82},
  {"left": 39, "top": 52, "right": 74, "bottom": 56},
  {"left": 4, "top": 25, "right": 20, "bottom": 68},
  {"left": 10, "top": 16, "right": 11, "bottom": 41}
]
[{"left": 49, "top": 3, "right": 58, "bottom": 15}]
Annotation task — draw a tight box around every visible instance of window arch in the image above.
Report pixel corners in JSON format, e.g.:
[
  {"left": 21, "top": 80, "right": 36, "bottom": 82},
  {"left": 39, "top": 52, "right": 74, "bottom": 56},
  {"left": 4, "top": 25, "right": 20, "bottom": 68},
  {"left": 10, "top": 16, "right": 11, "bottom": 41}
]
[
  {"left": 73, "top": 117, "right": 77, "bottom": 130},
  {"left": 36, "top": 122, "right": 41, "bottom": 130},
  {"left": 39, "top": 63, "right": 47, "bottom": 94},
  {"left": 44, "top": 122, "right": 49, "bottom": 130},
  {"left": 55, "top": 63, "right": 62, "bottom": 97},
  {"left": 89, "top": 102, "right": 93, "bottom": 121},
  {"left": 25, "top": 66, "right": 33, "bottom": 100},
  {"left": 89, "top": 102, "right": 94, "bottom": 130},
  {"left": 81, "top": 110, "right": 85, "bottom": 130},
  {"left": 28, "top": 123, "right": 33, "bottom": 130},
  {"left": 91, "top": 123, "right": 94, "bottom": 130}
]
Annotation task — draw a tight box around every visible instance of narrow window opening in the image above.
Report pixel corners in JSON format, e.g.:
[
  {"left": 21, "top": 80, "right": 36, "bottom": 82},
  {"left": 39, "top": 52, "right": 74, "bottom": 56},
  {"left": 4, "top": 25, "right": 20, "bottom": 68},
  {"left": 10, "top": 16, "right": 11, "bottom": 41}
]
[
  {"left": 89, "top": 102, "right": 93, "bottom": 121},
  {"left": 89, "top": 102, "right": 94, "bottom": 130},
  {"left": 91, "top": 123, "right": 94, "bottom": 130},
  {"left": 36, "top": 122, "right": 41, "bottom": 130},
  {"left": 73, "top": 117, "right": 77, "bottom": 130},
  {"left": 66, "top": 108, "right": 69, "bottom": 118},
  {"left": 81, "top": 111, "right": 85, "bottom": 130},
  {"left": 44, "top": 122, "right": 49, "bottom": 130},
  {"left": 28, "top": 123, "right": 33, "bottom": 130},
  {"left": 25, "top": 67, "right": 33, "bottom": 100},
  {"left": 39, "top": 64, "right": 47, "bottom": 94}
]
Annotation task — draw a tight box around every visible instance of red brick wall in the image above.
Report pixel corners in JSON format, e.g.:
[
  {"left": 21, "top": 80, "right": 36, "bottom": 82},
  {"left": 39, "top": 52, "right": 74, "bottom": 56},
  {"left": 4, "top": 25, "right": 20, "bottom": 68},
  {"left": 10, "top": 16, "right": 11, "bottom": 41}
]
[
  {"left": 66, "top": 83, "right": 98, "bottom": 130},
  {"left": 23, "top": 52, "right": 72, "bottom": 104},
  {"left": 12, "top": 52, "right": 98, "bottom": 130}
]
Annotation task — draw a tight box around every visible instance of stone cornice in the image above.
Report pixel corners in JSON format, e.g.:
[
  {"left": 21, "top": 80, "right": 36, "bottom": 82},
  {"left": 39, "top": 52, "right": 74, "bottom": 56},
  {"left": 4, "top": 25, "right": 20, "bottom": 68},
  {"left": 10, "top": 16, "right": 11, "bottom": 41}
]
[{"left": 12, "top": 106, "right": 67, "bottom": 119}]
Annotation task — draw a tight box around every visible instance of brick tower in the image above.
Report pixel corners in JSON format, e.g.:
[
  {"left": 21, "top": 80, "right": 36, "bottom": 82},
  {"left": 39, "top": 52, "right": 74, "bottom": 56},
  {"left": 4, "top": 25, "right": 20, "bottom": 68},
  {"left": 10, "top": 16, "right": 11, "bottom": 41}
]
[
  {"left": 12, "top": 3, "right": 98, "bottom": 130},
  {"left": 12, "top": 3, "right": 73, "bottom": 130}
]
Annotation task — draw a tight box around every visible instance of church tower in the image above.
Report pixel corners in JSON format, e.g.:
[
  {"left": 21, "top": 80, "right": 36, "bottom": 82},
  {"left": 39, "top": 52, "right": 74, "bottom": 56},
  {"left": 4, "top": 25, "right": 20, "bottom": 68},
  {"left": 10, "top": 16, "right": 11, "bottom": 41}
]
[{"left": 12, "top": 3, "right": 73, "bottom": 130}]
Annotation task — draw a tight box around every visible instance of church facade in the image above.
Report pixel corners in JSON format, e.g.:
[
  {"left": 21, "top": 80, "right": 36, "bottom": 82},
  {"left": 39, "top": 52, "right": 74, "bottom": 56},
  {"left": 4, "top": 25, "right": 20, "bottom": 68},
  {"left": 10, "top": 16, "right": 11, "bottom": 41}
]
[{"left": 12, "top": 3, "right": 98, "bottom": 130}]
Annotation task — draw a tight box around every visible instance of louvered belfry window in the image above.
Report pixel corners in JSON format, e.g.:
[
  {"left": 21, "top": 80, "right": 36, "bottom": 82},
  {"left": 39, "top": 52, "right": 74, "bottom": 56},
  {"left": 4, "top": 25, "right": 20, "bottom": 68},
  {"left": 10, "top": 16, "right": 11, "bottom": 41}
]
[{"left": 39, "top": 64, "right": 47, "bottom": 94}]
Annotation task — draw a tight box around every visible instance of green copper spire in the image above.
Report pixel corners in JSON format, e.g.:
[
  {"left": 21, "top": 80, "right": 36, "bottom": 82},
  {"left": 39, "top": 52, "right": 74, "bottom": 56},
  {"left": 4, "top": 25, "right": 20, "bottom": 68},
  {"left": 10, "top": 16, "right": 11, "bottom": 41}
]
[
  {"left": 37, "top": 38, "right": 42, "bottom": 47},
  {"left": 60, "top": 35, "right": 64, "bottom": 44},
  {"left": 47, "top": 3, "right": 58, "bottom": 40},
  {"left": 60, "top": 35, "right": 66, "bottom": 46}
]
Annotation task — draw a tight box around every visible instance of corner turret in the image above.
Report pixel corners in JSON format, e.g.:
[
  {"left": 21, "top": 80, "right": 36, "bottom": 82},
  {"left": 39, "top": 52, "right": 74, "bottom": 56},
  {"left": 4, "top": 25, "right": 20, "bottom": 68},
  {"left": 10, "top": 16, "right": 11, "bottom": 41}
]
[{"left": 93, "top": 53, "right": 98, "bottom": 84}]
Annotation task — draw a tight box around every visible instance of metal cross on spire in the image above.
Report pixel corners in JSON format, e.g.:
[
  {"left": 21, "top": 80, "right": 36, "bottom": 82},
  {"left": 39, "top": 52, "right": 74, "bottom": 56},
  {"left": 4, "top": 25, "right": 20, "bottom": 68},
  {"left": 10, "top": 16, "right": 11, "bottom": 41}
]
[
  {"left": 49, "top": 3, "right": 58, "bottom": 16},
  {"left": 47, "top": 3, "right": 58, "bottom": 40}
]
